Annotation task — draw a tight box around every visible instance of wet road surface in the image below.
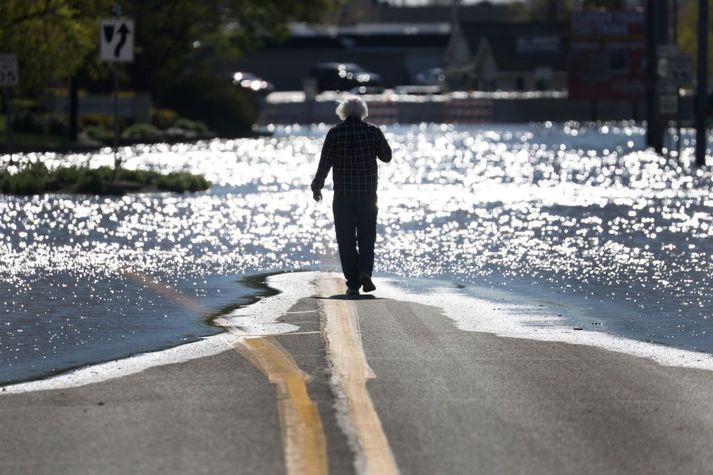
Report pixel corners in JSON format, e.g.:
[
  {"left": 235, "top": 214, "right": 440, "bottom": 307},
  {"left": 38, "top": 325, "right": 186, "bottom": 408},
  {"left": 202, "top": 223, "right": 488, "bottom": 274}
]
[{"left": 3, "top": 274, "right": 713, "bottom": 475}]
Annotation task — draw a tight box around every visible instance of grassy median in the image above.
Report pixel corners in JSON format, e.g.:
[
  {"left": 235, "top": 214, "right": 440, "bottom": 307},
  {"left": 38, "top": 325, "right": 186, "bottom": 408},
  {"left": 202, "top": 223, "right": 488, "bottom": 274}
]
[{"left": 0, "top": 163, "right": 210, "bottom": 195}]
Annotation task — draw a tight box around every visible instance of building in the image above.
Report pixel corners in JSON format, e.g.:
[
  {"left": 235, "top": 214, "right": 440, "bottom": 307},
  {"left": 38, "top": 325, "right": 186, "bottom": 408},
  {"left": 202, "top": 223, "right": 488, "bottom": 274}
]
[
  {"left": 327, "top": 1, "right": 512, "bottom": 25},
  {"left": 231, "top": 23, "right": 450, "bottom": 90},
  {"left": 444, "top": 22, "right": 569, "bottom": 91}
]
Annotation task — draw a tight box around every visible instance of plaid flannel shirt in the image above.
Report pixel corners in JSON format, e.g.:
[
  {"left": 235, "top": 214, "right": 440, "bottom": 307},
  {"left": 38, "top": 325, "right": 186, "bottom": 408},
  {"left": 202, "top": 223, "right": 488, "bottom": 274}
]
[{"left": 311, "top": 117, "right": 392, "bottom": 199}]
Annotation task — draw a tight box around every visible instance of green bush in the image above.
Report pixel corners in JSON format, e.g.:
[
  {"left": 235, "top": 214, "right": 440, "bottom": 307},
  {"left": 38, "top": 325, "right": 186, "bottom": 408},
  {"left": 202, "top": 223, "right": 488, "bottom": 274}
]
[
  {"left": 174, "top": 118, "right": 209, "bottom": 133},
  {"left": 92, "top": 166, "right": 117, "bottom": 182},
  {"left": 12, "top": 98, "right": 40, "bottom": 112},
  {"left": 0, "top": 163, "right": 210, "bottom": 195},
  {"left": 80, "top": 113, "right": 115, "bottom": 130},
  {"left": 54, "top": 166, "right": 82, "bottom": 183},
  {"left": 75, "top": 170, "right": 104, "bottom": 194},
  {"left": 158, "top": 73, "right": 256, "bottom": 137},
  {"left": 46, "top": 112, "right": 68, "bottom": 136},
  {"left": 7, "top": 173, "right": 44, "bottom": 194},
  {"left": 84, "top": 125, "right": 114, "bottom": 142},
  {"left": 122, "top": 123, "right": 162, "bottom": 139},
  {"left": 13, "top": 111, "right": 46, "bottom": 134},
  {"left": 151, "top": 108, "right": 179, "bottom": 129},
  {"left": 156, "top": 171, "right": 210, "bottom": 193},
  {"left": 0, "top": 163, "right": 49, "bottom": 195},
  {"left": 11, "top": 112, "right": 67, "bottom": 136}
]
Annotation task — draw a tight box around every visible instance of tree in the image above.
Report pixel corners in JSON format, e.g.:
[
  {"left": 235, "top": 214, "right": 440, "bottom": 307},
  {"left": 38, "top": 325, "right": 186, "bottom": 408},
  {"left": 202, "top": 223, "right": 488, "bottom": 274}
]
[
  {"left": 0, "top": 0, "right": 332, "bottom": 95},
  {"left": 114, "top": 0, "right": 333, "bottom": 135},
  {"left": 0, "top": 0, "right": 112, "bottom": 94},
  {"left": 122, "top": 0, "right": 332, "bottom": 92}
]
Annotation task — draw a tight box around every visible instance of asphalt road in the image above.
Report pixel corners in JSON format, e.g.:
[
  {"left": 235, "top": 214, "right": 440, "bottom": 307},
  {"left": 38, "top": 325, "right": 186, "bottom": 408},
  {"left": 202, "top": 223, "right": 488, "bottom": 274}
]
[{"left": 2, "top": 273, "right": 713, "bottom": 475}]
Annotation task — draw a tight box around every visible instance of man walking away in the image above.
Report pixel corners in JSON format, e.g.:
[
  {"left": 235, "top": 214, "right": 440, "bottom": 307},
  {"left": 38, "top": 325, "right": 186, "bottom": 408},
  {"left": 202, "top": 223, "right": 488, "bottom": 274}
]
[{"left": 311, "top": 96, "right": 392, "bottom": 296}]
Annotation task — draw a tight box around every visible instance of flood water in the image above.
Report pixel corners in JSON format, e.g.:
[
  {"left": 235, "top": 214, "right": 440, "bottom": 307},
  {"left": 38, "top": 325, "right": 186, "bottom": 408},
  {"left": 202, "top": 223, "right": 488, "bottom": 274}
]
[{"left": 2, "top": 122, "right": 713, "bottom": 384}]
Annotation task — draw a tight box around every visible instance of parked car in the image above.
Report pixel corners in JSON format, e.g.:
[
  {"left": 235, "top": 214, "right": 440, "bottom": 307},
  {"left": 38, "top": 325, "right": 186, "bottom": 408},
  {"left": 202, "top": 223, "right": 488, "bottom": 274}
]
[
  {"left": 231, "top": 72, "right": 274, "bottom": 95},
  {"left": 307, "top": 63, "right": 383, "bottom": 93},
  {"left": 415, "top": 67, "right": 445, "bottom": 86}
]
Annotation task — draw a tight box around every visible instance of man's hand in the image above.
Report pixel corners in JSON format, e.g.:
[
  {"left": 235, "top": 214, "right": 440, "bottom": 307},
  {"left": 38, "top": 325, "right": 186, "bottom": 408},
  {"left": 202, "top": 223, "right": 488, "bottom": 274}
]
[{"left": 312, "top": 190, "right": 322, "bottom": 202}]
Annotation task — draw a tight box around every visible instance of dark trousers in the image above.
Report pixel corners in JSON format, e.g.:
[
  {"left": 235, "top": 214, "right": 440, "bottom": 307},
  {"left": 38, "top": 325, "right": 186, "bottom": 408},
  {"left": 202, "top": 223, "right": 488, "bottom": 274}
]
[{"left": 332, "top": 196, "right": 378, "bottom": 290}]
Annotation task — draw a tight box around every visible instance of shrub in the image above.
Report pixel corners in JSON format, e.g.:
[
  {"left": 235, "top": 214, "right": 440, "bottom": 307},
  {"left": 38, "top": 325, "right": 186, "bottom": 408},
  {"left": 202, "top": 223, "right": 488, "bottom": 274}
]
[
  {"left": 84, "top": 125, "right": 114, "bottom": 142},
  {"left": 12, "top": 112, "right": 68, "bottom": 136},
  {"left": 156, "top": 171, "right": 209, "bottom": 193},
  {"left": 158, "top": 73, "right": 256, "bottom": 137},
  {"left": 75, "top": 171, "right": 104, "bottom": 194},
  {"left": 0, "top": 163, "right": 210, "bottom": 195},
  {"left": 54, "top": 165, "right": 82, "bottom": 184},
  {"left": 174, "top": 118, "right": 209, "bottom": 133},
  {"left": 89, "top": 166, "right": 115, "bottom": 182},
  {"left": 8, "top": 174, "right": 44, "bottom": 194},
  {"left": 122, "top": 123, "right": 162, "bottom": 139},
  {"left": 0, "top": 163, "right": 48, "bottom": 195},
  {"left": 151, "top": 108, "right": 179, "bottom": 129},
  {"left": 12, "top": 111, "right": 45, "bottom": 134},
  {"left": 46, "top": 112, "right": 68, "bottom": 136},
  {"left": 80, "top": 113, "right": 115, "bottom": 130},
  {"left": 12, "top": 98, "right": 40, "bottom": 112}
]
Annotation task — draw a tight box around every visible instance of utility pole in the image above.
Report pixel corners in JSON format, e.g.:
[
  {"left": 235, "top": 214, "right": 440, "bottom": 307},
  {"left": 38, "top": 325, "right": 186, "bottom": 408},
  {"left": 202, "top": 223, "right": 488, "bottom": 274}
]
[
  {"left": 673, "top": 0, "right": 682, "bottom": 159},
  {"left": 3, "top": 88, "right": 10, "bottom": 149},
  {"left": 646, "top": 0, "right": 668, "bottom": 154},
  {"left": 112, "top": 3, "right": 121, "bottom": 173},
  {"left": 695, "top": 0, "right": 709, "bottom": 166},
  {"left": 68, "top": 75, "right": 78, "bottom": 143},
  {"left": 646, "top": 0, "right": 661, "bottom": 152}
]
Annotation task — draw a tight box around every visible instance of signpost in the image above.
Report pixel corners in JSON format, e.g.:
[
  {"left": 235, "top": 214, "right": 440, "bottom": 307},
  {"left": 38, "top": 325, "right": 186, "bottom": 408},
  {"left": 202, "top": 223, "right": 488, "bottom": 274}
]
[
  {"left": 100, "top": 7, "right": 134, "bottom": 171},
  {"left": 0, "top": 54, "right": 19, "bottom": 148},
  {"left": 695, "top": 0, "right": 708, "bottom": 167},
  {"left": 657, "top": 45, "right": 692, "bottom": 157}
]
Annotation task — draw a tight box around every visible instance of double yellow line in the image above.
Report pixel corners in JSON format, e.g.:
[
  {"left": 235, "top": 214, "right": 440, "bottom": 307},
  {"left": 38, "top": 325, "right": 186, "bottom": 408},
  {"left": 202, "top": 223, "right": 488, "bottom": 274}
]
[
  {"left": 228, "top": 330, "right": 328, "bottom": 475},
  {"left": 319, "top": 275, "right": 400, "bottom": 475},
  {"left": 128, "top": 272, "right": 397, "bottom": 475}
]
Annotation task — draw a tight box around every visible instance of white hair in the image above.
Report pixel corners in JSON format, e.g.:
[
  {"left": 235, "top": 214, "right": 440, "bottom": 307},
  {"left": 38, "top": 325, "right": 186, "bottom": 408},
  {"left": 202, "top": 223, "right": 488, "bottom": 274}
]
[{"left": 336, "top": 96, "right": 368, "bottom": 120}]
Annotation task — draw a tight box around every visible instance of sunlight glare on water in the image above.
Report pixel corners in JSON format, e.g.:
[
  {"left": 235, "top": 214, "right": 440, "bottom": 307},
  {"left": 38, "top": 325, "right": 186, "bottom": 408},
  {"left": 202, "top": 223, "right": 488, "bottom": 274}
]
[{"left": 1, "top": 122, "right": 713, "bottom": 383}]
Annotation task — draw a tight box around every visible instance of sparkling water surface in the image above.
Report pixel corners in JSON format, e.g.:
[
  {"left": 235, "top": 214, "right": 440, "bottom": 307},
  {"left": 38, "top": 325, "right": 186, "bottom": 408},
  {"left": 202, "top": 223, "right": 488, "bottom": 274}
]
[{"left": 2, "top": 122, "right": 713, "bottom": 383}]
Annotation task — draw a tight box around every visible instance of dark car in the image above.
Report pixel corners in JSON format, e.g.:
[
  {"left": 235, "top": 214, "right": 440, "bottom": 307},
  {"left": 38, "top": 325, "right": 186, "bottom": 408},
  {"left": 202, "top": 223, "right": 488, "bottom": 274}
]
[
  {"left": 307, "top": 63, "right": 383, "bottom": 93},
  {"left": 231, "top": 72, "right": 274, "bottom": 95}
]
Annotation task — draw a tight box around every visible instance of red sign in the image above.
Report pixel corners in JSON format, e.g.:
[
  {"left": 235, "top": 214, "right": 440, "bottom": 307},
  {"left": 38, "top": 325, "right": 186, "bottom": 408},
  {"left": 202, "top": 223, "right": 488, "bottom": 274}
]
[{"left": 569, "top": 10, "right": 646, "bottom": 100}]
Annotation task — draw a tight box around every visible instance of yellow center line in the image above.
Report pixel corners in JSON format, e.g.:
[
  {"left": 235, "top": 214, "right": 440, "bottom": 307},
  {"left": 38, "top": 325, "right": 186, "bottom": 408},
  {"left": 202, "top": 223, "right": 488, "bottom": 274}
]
[
  {"left": 213, "top": 319, "right": 329, "bottom": 475},
  {"left": 129, "top": 270, "right": 397, "bottom": 474},
  {"left": 231, "top": 333, "right": 328, "bottom": 475},
  {"left": 126, "top": 272, "right": 328, "bottom": 475},
  {"left": 318, "top": 274, "right": 400, "bottom": 475}
]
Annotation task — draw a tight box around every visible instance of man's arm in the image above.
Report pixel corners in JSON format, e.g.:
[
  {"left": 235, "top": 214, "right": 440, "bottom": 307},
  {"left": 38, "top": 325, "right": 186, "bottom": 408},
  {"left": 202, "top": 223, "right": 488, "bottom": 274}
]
[
  {"left": 311, "top": 129, "right": 335, "bottom": 201},
  {"left": 375, "top": 127, "right": 392, "bottom": 163}
]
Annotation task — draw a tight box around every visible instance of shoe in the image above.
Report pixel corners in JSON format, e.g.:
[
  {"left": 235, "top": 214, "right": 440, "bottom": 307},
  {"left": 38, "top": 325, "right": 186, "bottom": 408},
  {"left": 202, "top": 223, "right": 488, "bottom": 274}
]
[
  {"left": 360, "top": 274, "right": 376, "bottom": 293},
  {"left": 346, "top": 288, "right": 360, "bottom": 296}
]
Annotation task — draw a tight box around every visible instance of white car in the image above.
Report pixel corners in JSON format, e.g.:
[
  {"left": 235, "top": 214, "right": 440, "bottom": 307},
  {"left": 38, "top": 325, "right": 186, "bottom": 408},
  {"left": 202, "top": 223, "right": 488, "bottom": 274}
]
[{"left": 231, "top": 72, "right": 274, "bottom": 95}]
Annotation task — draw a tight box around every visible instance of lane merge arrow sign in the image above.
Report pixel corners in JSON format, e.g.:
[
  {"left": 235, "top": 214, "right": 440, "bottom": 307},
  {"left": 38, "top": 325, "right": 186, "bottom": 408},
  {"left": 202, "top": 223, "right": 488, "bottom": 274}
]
[{"left": 100, "top": 19, "right": 134, "bottom": 62}]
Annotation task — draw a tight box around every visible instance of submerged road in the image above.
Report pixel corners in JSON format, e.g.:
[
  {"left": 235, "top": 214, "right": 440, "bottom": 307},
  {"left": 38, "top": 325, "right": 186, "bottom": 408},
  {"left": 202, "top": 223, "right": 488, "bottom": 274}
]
[{"left": 2, "top": 273, "right": 713, "bottom": 474}]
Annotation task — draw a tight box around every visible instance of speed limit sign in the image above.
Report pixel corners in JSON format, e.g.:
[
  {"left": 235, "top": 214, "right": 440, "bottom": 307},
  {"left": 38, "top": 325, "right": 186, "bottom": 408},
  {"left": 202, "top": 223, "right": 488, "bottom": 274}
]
[{"left": 0, "top": 54, "right": 19, "bottom": 87}]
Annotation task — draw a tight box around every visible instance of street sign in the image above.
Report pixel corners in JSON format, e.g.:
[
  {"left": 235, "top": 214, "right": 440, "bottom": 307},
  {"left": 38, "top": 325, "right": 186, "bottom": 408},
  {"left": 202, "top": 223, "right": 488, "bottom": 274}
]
[
  {"left": 569, "top": 11, "right": 646, "bottom": 100},
  {"left": 100, "top": 19, "right": 134, "bottom": 62},
  {"left": 0, "top": 54, "right": 19, "bottom": 87},
  {"left": 657, "top": 45, "right": 693, "bottom": 86},
  {"left": 658, "top": 93, "right": 678, "bottom": 115}
]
